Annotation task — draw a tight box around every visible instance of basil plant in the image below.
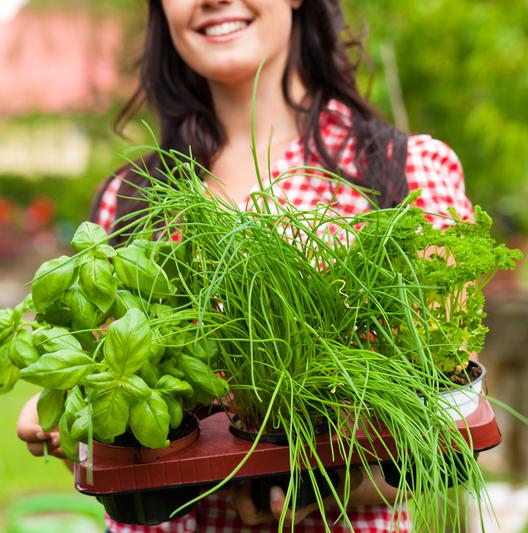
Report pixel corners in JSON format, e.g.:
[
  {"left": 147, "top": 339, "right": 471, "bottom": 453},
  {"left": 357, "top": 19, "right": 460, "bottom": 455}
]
[{"left": 0, "top": 222, "right": 229, "bottom": 460}]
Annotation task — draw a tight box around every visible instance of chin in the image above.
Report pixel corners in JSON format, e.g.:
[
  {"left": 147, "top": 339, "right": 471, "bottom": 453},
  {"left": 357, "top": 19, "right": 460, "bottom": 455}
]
[{"left": 199, "top": 60, "right": 261, "bottom": 86}]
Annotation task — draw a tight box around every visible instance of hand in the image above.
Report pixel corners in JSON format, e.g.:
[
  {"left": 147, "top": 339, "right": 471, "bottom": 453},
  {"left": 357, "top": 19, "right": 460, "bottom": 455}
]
[
  {"left": 16, "top": 393, "right": 66, "bottom": 460},
  {"left": 269, "top": 485, "right": 321, "bottom": 526},
  {"left": 230, "top": 481, "right": 321, "bottom": 527}
]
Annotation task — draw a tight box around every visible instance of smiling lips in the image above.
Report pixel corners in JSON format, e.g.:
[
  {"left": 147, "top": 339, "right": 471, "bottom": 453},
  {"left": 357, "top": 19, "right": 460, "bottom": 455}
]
[{"left": 199, "top": 19, "right": 251, "bottom": 39}]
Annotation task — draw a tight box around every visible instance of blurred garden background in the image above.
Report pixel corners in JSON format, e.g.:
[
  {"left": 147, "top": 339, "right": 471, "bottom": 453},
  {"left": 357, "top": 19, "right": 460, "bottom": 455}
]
[{"left": 0, "top": 0, "right": 527, "bottom": 531}]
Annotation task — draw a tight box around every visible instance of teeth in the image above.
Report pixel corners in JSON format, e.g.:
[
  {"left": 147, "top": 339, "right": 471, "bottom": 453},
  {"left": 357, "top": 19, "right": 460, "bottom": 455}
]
[{"left": 204, "top": 21, "right": 248, "bottom": 37}]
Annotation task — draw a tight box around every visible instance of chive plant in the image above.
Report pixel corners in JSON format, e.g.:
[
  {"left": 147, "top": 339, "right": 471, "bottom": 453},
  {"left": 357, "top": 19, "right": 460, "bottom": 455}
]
[{"left": 109, "top": 144, "right": 521, "bottom": 532}]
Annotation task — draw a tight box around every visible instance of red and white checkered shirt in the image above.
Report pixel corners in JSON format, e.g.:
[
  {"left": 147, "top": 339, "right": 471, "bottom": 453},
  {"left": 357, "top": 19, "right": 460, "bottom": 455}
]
[{"left": 98, "top": 100, "right": 472, "bottom": 533}]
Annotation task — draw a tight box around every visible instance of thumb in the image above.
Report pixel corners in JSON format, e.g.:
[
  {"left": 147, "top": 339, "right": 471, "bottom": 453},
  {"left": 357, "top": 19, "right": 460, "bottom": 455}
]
[
  {"left": 16, "top": 422, "right": 50, "bottom": 443},
  {"left": 269, "top": 486, "right": 286, "bottom": 517}
]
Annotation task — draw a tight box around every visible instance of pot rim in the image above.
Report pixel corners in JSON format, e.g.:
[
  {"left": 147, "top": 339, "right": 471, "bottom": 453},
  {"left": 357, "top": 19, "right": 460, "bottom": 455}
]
[{"left": 439, "top": 360, "right": 486, "bottom": 396}]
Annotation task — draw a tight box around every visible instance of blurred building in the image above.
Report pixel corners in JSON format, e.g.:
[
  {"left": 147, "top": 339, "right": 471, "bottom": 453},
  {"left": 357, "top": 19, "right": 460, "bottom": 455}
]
[{"left": 0, "top": 6, "right": 127, "bottom": 115}]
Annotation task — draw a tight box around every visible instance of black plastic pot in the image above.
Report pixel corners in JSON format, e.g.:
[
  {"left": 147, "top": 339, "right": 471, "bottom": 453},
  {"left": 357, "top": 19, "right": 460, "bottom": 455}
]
[
  {"left": 380, "top": 452, "right": 480, "bottom": 490},
  {"left": 250, "top": 469, "right": 340, "bottom": 511},
  {"left": 97, "top": 485, "right": 200, "bottom": 525},
  {"left": 228, "top": 417, "right": 338, "bottom": 510}
]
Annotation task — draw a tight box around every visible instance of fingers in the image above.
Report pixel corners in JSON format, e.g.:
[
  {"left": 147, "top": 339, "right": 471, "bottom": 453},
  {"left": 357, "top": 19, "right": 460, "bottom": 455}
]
[
  {"left": 269, "top": 486, "right": 319, "bottom": 526},
  {"left": 16, "top": 422, "right": 49, "bottom": 443},
  {"left": 22, "top": 430, "right": 63, "bottom": 458},
  {"left": 230, "top": 481, "right": 273, "bottom": 526},
  {"left": 26, "top": 442, "right": 67, "bottom": 458}
]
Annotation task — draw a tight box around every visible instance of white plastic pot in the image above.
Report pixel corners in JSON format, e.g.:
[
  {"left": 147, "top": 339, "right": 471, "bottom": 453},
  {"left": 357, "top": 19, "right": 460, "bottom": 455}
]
[{"left": 438, "top": 361, "right": 486, "bottom": 422}]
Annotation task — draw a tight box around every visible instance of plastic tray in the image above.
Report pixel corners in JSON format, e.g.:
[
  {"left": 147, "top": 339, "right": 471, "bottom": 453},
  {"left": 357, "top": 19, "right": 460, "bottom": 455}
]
[{"left": 75, "top": 396, "right": 501, "bottom": 495}]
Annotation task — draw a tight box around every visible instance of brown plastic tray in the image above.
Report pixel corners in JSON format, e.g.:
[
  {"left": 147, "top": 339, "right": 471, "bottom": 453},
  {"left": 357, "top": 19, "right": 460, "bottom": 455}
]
[{"left": 75, "top": 396, "right": 501, "bottom": 495}]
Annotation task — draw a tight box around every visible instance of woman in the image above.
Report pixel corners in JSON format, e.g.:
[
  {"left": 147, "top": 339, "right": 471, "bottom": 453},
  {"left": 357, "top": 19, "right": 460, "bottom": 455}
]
[{"left": 17, "top": 0, "right": 473, "bottom": 531}]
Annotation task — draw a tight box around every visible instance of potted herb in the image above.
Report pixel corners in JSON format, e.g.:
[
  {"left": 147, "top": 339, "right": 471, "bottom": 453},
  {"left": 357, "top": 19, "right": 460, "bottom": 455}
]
[
  {"left": 0, "top": 221, "right": 229, "bottom": 524},
  {"left": 112, "top": 151, "right": 522, "bottom": 532}
]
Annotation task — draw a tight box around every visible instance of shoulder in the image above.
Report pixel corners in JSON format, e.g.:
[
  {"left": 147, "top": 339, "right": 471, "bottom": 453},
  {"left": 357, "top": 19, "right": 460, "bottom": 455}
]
[
  {"left": 90, "top": 161, "right": 133, "bottom": 233},
  {"left": 90, "top": 156, "right": 155, "bottom": 234},
  {"left": 92, "top": 175, "right": 122, "bottom": 233},
  {"left": 405, "top": 135, "right": 474, "bottom": 227}
]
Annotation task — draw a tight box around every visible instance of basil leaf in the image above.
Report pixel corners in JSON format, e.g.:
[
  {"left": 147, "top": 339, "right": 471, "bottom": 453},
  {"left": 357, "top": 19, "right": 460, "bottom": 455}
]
[
  {"left": 111, "top": 290, "right": 147, "bottom": 320},
  {"left": 165, "top": 395, "right": 184, "bottom": 429},
  {"left": 121, "top": 375, "right": 151, "bottom": 401},
  {"left": 103, "top": 309, "right": 151, "bottom": 377},
  {"left": 130, "top": 239, "right": 160, "bottom": 259},
  {"left": 114, "top": 246, "right": 174, "bottom": 298},
  {"left": 33, "top": 327, "right": 82, "bottom": 354},
  {"left": 59, "top": 413, "right": 78, "bottom": 462},
  {"left": 20, "top": 349, "right": 95, "bottom": 389},
  {"left": 0, "top": 309, "right": 16, "bottom": 345},
  {"left": 139, "top": 362, "right": 159, "bottom": 388},
  {"left": 156, "top": 375, "right": 193, "bottom": 398},
  {"left": 149, "top": 328, "right": 166, "bottom": 365},
  {"left": 14, "top": 294, "right": 35, "bottom": 316},
  {"left": 79, "top": 257, "right": 117, "bottom": 314},
  {"left": 71, "top": 222, "right": 108, "bottom": 252},
  {"left": 70, "top": 406, "right": 91, "bottom": 442},
  {"left": 94, "top": 244, "right": 117, "bottom": 259},
  {"left": 35, "top": 302, "right": 73, "bottom": 328},
  {"left": 64, "top": 387, "right": 85, "bottom": 428},
  {"left": 9, "top": 329, "right": 39, "bottom": 369},
  {"left": 179, "top": 354, "right": 229, "bottom": 397},
  {"left": 92, "top": 388, "right": 130, "bottom": 442},
  {"left": 64, "top": 286, "right": 105, "bottom": 330},
  {"left": 37, "top": 388, "right": 66, "bottom": 432},
  {"left": 82, "top": 371, "right": 116, "bottom": 389},
  {"left": 149, "top": 304, "right": 174, "bottom": 318},
  {"left": 129, "top": 391, "right": 170, "bottom": 448},
  {"left": 32, "top": 256, "right": 77, "bottom": 312},
  {"left": 159, "top": 360, "right": 184, "bottom": 380},
  {"left": 186, "top": 338, "right": 218, "bottom": 360},
  {"left": 73, "top": 331, "right": 97, "bottom": 353},
  {"left": 0, "top": 343, "right": 19, "bottom": 393}
]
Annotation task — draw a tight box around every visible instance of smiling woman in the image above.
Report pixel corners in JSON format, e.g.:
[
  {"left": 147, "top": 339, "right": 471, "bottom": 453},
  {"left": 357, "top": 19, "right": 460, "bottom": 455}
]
[
  {"left": 160, "top": 0, "right": 301, "bottom": 83},
  {"left": 15, "top": 0, "right": 476, "bottom": 532}
]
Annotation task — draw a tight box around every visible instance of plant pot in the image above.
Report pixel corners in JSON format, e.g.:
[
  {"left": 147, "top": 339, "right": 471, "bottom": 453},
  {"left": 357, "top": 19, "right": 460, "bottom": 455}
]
[
  {"left": 95, "top": 485, "right": 200, "bottom": 526},
  {"left": 250, "top": 469, "right": 340, "bottom": 511},
  {"left": 382, "top": 361, "right": 488, "bottom": 489},
  {"left": 380, "top": 452, "right": 481, "bottom": 490},
  {"left": 438, "top": 360, "right": 486, "bottom": 422},
  {"left": 87, "top": 412, "right": 200, "bottom": 525},
  {"left": 228, "top": 417, "right": 338, "bottom": 510}
]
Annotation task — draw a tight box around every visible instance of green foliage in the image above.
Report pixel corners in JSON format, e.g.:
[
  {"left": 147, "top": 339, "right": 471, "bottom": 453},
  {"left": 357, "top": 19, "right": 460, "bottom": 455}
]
[
  {"left": 112, "top": 150, "right": 522, "bottom": 531},
  {"left": 344, "top": 0, "right": 528, "bottom": 234},
  {"left": 0, "top": 223, "right": 227, "bottom": 456}
]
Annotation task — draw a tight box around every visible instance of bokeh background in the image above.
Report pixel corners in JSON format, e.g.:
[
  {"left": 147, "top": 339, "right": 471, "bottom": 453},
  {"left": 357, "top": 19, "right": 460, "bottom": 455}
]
[{"left": 0, "top": 1, "right": 527, "bottom": 531}]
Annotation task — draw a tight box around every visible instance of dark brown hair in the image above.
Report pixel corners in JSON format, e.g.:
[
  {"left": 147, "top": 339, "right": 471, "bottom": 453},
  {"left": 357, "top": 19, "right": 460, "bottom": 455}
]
[{"left": 93, "top": 0, "right": 408, "bottom": 232}]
